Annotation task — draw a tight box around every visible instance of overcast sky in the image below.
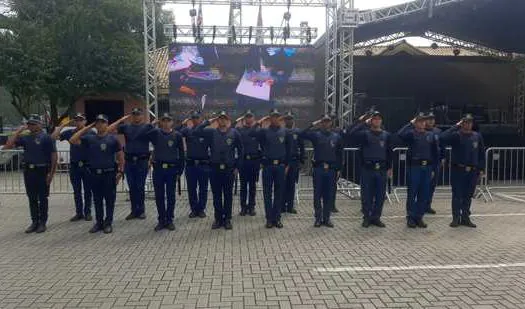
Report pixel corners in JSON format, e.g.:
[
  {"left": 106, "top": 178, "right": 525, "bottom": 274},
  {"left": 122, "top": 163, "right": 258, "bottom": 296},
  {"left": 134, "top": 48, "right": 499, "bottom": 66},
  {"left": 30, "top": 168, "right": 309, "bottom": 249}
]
[{"left": 164, "top": 0, "right": 434, "bottom": 45}]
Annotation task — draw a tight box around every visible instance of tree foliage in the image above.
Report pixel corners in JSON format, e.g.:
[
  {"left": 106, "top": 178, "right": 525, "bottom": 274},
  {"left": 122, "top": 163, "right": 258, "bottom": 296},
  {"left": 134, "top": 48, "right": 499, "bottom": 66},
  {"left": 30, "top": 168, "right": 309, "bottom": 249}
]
[{"left": 0, "top": 0, "right": 145, "bottom": 124}]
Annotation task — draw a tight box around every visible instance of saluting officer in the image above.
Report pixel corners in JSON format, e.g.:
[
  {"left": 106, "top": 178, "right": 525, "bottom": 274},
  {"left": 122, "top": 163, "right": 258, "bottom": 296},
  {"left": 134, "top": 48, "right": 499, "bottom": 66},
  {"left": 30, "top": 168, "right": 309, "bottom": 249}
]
[
  {"left": 52, "top": 113, "right": 93, "bottom": 222},
  {"left": 425, "top": 111, "right": 446, "bottom": 215},
  {"left": 194, "top": 111, "right": 243, "bottom": 230},
  {"left": 345, "top": 111, "right": 392, "bottom": 228},
  {"left": 70, "top": 114, "right": 125, "bottom": 234},
  {"left": 180, "top": 112, "right": 210, "bottom": 218},
  {"left": 109, "top": 108, "right": 153, "bottom": 220},
  {"left": 300, "top": 114, "right": 343, "bottom": 228},
  {"left": 282, "top": 111, "right": 305, "bottom": 214},
  {"left": 250, "top": 109, "right": 290, "bottom": 229},
  {"left": 440, "top": 114, "right": 484, "bottom": 228},
  {"left": 398, "top": 112, "right": 439, "bottom": 228},
  {"left": 147, "top": 113, "right": 185, "bottom": 232},
  {"left": 235, "top": 110, "right": 260, "bottom": 216},
  {"left": 4, "top": 115, "right": 57, "bottom": 233}
]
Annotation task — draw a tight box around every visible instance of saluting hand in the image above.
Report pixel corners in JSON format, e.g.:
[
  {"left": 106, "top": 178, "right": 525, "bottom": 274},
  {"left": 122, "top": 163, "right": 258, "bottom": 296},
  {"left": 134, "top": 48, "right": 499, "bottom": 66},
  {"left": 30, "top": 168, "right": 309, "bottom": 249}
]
[{"left": 456, "top": 120, "right": 463, "bottom": 126}]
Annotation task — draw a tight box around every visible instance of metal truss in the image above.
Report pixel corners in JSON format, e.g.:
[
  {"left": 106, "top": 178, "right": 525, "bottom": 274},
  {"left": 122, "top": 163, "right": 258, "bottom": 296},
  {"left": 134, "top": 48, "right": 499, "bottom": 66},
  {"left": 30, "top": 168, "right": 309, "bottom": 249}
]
[
  {"left": 515, "top": 61, "right": 525, "bottom": 135},
  {"left": 324, "top": 3, "right": 337, "bottom": 117},
  {"left": 354, "top": 32, "right": 410, "bottom": 50},
  {"left": 228, "top": 0, "right": 242, "bottom": 44},
  {"left": 156, "top": 0, "right": 327, "bottom": 6},
  {"left": 143, "top": 0, "right": 158, "bottom": 118},
  {"left": 359, "top": 0, "right": 465, "bottom": 24},
  {"left": 163, "top": 24, "right": 318, "bottom": 43},
  {"left": 421, "top": 31, "right": 513, "bottom": 59}
]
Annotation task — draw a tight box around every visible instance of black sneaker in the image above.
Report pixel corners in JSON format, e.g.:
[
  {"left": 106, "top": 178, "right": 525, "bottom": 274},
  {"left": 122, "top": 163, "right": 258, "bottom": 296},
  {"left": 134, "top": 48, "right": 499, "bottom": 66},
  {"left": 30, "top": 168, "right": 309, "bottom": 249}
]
[
  {"left": 372, "top": 219, "right": 386, "bottom": 228},
  {"left": 248, "top": 209, "right": 256, "bottom": 216},
  {"left": 362, "top": 219, "right": 370, "bottom": 228},
  {"left": 450, "top": 217, "right": 460, "bottom": 228},
  {"left": 212, "top": 221, "right": 222, "bottom": 229},
  {"left": 314, "top": 220, "right": 322, "bottom": 228},
  {"left": 265, "top": 222, "right": 273, "bottom": 229},
  {"left": 426, "top": 208, "right": 437, "bottom": 215},
  {"left": 137, "top": 213, "right": 146, "bottom": 220},
  {"left": 275, "top": 221, "right": 283, "bottom": 229},
  {"left": 239, "top": 209, "right": 247, "bottom": 216},
  {"left": 125, "top": 213, "right": 136, "bottom": 220},
  {"left": 70, "top": 214, "right": 84, "bottom": 222},
  {"left": 103, "top": 224, "right": 113, "bottom": 234},
  {"left": 89, "top": 224, "right": 103, "bottom": 233},
  {"left": 154, "top": 223, "right": 164, "bottom": 232},
  {"left": 189, "top": 212, "right": 198, "bottom": 218},
  {"left": 461, "top": 217, "right": 477, "bottom": 228},
  {"left": 166, "top": 223, "right": 175, "bottom": 231},
  {"left": 85, "top": 214, "right": 93, "bottom": 221},
  {"left": 224, "top": 221, "right": 233, "bottom": 230},
  {"left": 35, "top": 224, "right": 46, "bottom": 233},
  {"left": 25, "top": 222, "right": 38, "bottom": 234},
  {"left": 332, "top": 207, "right": 339, "bottom": 213},
  {"left": 416, "top": 220, "right": 428, "bottom": 228},
  {"left": 288, "top": 209, "right": 297, "bottom": 214},
  {"left": 198, "top": 211, "right": 206, "bottom": 218},
  {"left": 324, "top": 221, "right": 334, "bottom": 228}
]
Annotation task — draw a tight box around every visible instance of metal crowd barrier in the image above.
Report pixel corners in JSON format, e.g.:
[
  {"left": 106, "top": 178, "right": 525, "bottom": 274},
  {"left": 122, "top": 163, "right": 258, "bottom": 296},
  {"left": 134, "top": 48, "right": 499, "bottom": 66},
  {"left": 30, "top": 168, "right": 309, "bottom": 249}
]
[{"left": 484, "top": 147, "right": 525, "bottom": 202}]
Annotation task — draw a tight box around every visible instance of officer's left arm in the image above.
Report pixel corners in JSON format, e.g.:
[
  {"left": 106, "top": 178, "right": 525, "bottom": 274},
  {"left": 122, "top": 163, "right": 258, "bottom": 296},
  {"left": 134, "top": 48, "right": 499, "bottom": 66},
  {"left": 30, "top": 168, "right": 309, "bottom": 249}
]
[
  {"left": 115, "top": 140, "right": 125, "bottom": 183},
  {"left": 298, "top": 129, "right": 306, "bottom": 164},
  {"left": 386, "top": 132, "right": 394, "bottom": 176},
  {"left": 177, "top": 133, "right": 186, "bottom": 175},
  {"left": 47, "top": 136, "right": 58, "bottom": 186},
  {"left": 234, "top": 130, "right": 244, "bottom": 172},
  {"left": 284, "top": 132, "right": 292, "bottom": 173},
  {"left": 335, "top": 135, "right": 344, "bottom": 178}
]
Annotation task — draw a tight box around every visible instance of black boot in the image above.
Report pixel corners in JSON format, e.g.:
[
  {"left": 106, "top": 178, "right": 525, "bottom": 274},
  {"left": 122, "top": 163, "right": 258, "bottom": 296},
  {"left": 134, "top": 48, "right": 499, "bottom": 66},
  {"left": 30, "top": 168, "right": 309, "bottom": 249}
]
[
  {"left": 212, "top": 220, "right": 222, "bottom": 229},
  {"left": 248, "top": 208, "right": 256, "bottom": 216},
  {"left": 224, "top": 220, "right": 233, "bottom": 230},
  {"left": 25, "top": 222, "right": 38, "bottom": 233},
  {"left": 371, "top": 219, "right": 386, "bottom": 228},
  {"left": 426, "top": 208, "right": 437, "bottom": 214},
  {"left": 450, "top": 217, "right": 461, "bottom": 228},
  {"left": 239, "top": 208, "right": 247, "bottom": 216},
  {"left": 416, "top": 219, "right": 427, "bottom": 228},
  {"left": 362, "top": 218, "right": 370, "bottom": 228},
  {"left": 314, "top": 219, "right": 322, "bottom": 228},
  {"left": 461, "top": 217, "right": 477, "bottom": 228}
]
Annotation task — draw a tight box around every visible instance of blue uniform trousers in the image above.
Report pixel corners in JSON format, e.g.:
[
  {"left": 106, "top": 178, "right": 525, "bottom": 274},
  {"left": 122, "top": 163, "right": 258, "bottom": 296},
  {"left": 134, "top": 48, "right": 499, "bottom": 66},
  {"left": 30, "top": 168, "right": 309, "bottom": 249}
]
[
  {"left": 210, "top": 167, "right": 235, "bottom": 223},
  {"left": 185, "top": 164, "right": 210, "bottom": 214},
  {"left": 360, "top": 168, "right": 387, "bottom": 221},
  {"left": 152, "top": 164, "right": 180, "bottom": 225},
  {"left": 90, "top": 170, "right": 117, "bottom": 227},
  {"left": 262, "top": 164, "right": 285, "bottom": 223},
  {"left": 451, "top": 167, "right": 479, "bottom": 219},
  {"left": 70, "top": 162, "right": 92, "bottom": 217},
  {"left": 427, "top": 165, "right": 441, "bottom": 211},
  {"left": 124, "top": 159, "right": 148, "bottom": 216},
  {"left": 283, "top": 160, "right": 300, "bottom": 212},
  {"left": 240, "top": 159, "right": 260, "bottom": 211},
  {"left": 406, "top": 165, "right": 432, "bottom": 222},
  {"left": 23, "top": 166, "right": 50, "bottom": 224},
  {"left": 313, "top": 167, "right": 336, "bottom": 222}
]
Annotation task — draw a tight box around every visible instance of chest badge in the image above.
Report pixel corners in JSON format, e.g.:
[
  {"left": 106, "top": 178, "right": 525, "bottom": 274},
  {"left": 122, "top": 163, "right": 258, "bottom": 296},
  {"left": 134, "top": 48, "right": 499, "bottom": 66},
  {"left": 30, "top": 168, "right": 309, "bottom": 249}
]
[
  {"left": 226, "top": 138, "right": 233, "bottom": 145},
  {"left": 293, "top": 134, "right": 298, "bottom": 140},
  {"left": 473, "top": 141, "right": 478, "bottom": 149},
  {"left": 379, "top": 141, "right": 385, "bottom": 148},
  {"left": 100, "top": 143, "right": 107, "bottom": 151},
  {"left": 330, "top": 140, "right": 336, "bottom": 148},
  {"left": 278, "top": 136, "right": 284, "bottom": 143},
  {"left": 426, "top": 135, "right": 433, "bottom": 143},
  {"left": 35, "top": 138, "right": 41, "bottom": 145},
  {"left": 168, "top": 140, "right": 174, "bottom": 147},
  {"left": 199, "top": 137, "right": 204, "bottom": 143}
]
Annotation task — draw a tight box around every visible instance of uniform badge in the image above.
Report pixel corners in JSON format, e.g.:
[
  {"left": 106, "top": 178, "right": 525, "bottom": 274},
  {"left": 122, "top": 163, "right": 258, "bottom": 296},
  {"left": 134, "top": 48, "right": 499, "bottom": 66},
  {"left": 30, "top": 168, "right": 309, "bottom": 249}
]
[
  {"left": 226, "top": 138, "right": 233, "bottom": 145},
  {"left": 199, "top": 137, "right": 205, "bottom": 143},
  {"left": 168, "top": 140, "right": 174, "bottom": 147},
  {"left": 426, "top": 135, "right": 433, "bottom": 142},
  {"left": 330, "top": 140, "right": 336, "bottom": 148},
  {"left": 379, "top": 141, "right": 385, "bottom": 148},
  {"left": 473, "top": 141, "right": 478, "bottom": 149},
  {"left": 35, "top": 138, "right": 41, "bottom": 145},
  {"left": 279, "top": 136, "right": 284, "bottom": 143},
  {"left": 100, "top": 143, "right": 107, "bottom": 151},
  {"left": 293, "top": 134, "right": 298, "bottom": 140}
]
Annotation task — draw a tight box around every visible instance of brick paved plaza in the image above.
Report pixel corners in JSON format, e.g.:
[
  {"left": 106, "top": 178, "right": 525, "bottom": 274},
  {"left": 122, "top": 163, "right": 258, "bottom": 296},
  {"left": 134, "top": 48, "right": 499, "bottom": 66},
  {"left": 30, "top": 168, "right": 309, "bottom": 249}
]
[{"left": 1, "top": 192, "right": 525, "bottom": 309}]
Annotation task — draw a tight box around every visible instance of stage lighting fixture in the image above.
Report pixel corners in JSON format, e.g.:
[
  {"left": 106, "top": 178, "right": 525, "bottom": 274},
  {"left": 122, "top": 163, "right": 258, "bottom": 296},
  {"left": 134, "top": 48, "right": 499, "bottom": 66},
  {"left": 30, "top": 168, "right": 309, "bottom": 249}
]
[
  {"left": 306, "top": 27, "right": 312, "bottom": 43},
  {"left": 189, "top": 8, "right": 196, "bottom": 17},
  {"left": 283, "top": 25, "right": 290, "bottom": 41},
  {"left": 212, "top": 26, "right": 216, "bottom": 43},
  {"left": 365, "top": 49, "right": 373, "bottom": 56},
  {"left": 248, "top": 26, "right": 253, "bottom": 43},
  {"left": 173, "top": 25, "right": 177, "bottom": 42},
  {"left": 453, "top": 48, "right": 461, "bottom": 56},
  {"left": 231, "top": 25, "right": 236, "bottom": 43},
  {"left": 431, "top": 43, "right": 438, "bottom": 49},
  {"left": 270, "top": 27, "right": 274, "bottom": 43}
]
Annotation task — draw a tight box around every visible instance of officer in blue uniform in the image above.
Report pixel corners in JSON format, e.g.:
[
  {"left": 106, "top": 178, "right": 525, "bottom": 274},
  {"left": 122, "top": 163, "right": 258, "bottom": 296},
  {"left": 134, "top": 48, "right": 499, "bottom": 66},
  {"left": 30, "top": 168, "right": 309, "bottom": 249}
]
[
  {"left": 148, "top": 113, "right": 185, "bottom": 231},
  {"left": 194, "top": 111, "right": 243, "bottom": 230},
  {"left": 345, "top": 111, "right": 393, "bottom": 228},
  {"left": 424, "top": 111, "right": 446, "bottom": 215},
  {"left": 440, "top": 114, "right": 484, "bottom": 228},
  {"left": 4, "top": 115, "right": 58, "bottom": 233},
  {"left": 300, "top": 114, "right": 343, "bottom": 228},
  {"left": 109, "top": 108, "right": 153, "bottom": 220},
  {"left": 282, "top": 111, "right": 305, "bottom": 214},
  {"left": 70, "top": 114, "right": 125, "bottom": 234},
  {"left": 250, "top": 109, "right": 290, "bottom": 229},
  {"left": 52, "top": 113, "right": 94, "bottom": 221},
  {"left": 180, "top": 112, "right": 210, "bottom": 218},
  {"left": 235, "top": 110, "right": 260, "bottom": 216},
  {"left": 397, "top": 112, "right": 439, "bottom": 228}
]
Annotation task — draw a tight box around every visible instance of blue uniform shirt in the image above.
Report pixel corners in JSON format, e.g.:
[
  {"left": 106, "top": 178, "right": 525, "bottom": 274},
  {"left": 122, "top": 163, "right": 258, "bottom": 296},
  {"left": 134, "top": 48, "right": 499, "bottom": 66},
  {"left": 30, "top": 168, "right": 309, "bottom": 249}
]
[
  {"left": 398, "top": 123, "right": 439, "bottom": 166},
  {"left": 147, "top": 128, "right": 185, "bottom": 164},
  {"left": 427, "top": 127, "right": 446, "bottom": 161},
  {"left": 440, "top": 126, "right": 485, "bottom": 170},
  {"left": 250, "top": 125, "right": 290, "bottom": 163},
  {"left": 117, "top": 123, "right": 153, "bottom": 155},
  {"left": 346, "top": 122, "right": 393, "bottom": 169},
  {"left": 287, "top": 128, "right": 305, "bottom": 162},
  {"left": 60, "top": 128, "right": 94, "bottom": 163},
  {"left": 81, "top": 134, "right": 122, "bottom": 169},
  {"left": 237, "top": 126, "right": 261, "bottom": 156},
  {"left": 179, "top": 126, "right": 210, "bottom": 160},
  {"left": 194, "top": 121, "right": 244, "bottom": 168},
  {"left": 15, "top": 132, "right": 57, "bottom": 165},
  {"left": 300, "top": 128, "right": 343, "bottom": 170}
]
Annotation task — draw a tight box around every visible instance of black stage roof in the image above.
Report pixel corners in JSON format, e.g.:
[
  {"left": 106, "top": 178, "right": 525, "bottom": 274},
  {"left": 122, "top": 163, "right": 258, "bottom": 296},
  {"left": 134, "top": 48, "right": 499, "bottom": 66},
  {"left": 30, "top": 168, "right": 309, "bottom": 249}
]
[{"left": 326, "top": 0, "right": 525, "bottom": 54}]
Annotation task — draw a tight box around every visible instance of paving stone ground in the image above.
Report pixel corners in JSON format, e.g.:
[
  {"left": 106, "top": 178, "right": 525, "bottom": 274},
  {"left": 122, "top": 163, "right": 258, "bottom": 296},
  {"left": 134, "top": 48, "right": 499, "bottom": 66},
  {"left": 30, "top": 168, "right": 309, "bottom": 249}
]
[{"left": 1, "top": 189, "right": 525, "bottom": 309}]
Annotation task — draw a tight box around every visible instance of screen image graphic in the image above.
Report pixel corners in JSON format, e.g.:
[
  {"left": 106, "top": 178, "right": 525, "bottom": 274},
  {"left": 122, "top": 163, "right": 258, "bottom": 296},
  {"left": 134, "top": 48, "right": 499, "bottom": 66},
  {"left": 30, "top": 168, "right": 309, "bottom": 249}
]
[{"left": 168, "top": 44, "right": 317, "bottom": 119}]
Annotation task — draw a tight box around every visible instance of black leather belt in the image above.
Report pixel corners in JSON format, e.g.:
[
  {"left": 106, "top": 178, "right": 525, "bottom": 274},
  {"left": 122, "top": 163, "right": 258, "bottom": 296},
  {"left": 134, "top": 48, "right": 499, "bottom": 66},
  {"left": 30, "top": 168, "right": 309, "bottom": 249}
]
[
  {"left": 25, "top": 164, "right": 49, "bottom": 170},
  {"left": 187, "top": 159, "right": 210, "bottom": 166},
  {"left": 245, "top": 154, "right": 260, "bottom": 160},
  {"left": 72, "top": 161, "right": 88, "bottom": 168},
  {"left": 154, "top": 162, "right": 181, "bottom": 169},
  {"left": 364, "top": 161, "right": 386, "bottom": 171},
  {"left": 125, "top": 154, "right": 150, "bottom": 162},
  {"left": 313, "top": 161, "right": 337, "bottom": 170},
  {"left": 263, "top": 159, "right": 284, "bottom": 166},
  {"left": 89, "top": 168, "right": 116, "bottom": 175},
  {"left": 453, "top": 164, "right": 477, "bottom": 172},
  {"left": 411, "top": 159, "right": 432, "bottom": 167},
  {"left": 212, "top": 163, "right": 233, "bottom": 170}
]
